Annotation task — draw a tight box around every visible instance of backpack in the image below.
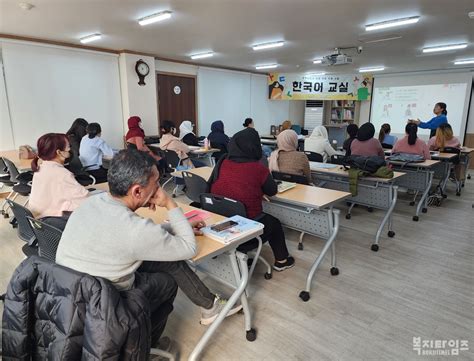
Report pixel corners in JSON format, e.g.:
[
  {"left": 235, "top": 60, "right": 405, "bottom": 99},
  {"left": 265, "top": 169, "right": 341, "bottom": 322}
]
[
  {"left": 342, "top": 155, "right": 386, "bottom": 174},
  {"left": 386, "top": 152, "right": 425, "bottom": 167}
]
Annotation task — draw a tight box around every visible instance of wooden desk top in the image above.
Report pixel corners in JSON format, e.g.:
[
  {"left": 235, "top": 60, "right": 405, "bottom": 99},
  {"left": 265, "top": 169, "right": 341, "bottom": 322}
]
[
  {"left": 190, "top": 148, "right": 219, "bottom": 155},
  {"left": 270, "top": 183, "right": 350, "bottom": 209},
  {"left": 460, "top": 147, "right": 474, "bottom": 154},
  {"left": 0, "top": 150, "right": 33, "bottom": 171},
  {"left": 430, "top": 152, "right": 458, "bottom": 160},
  {"left": 171, "top": 166, "right": 213, "bottom": 180},
  {"left": 310, "top": 162, "right": 405, "bottom": 182}
]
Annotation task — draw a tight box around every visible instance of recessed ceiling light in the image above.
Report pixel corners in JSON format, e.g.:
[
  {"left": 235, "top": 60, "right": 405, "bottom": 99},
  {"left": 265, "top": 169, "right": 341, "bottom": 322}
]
[
  {"left": 18, "top": 2, "right": 34, "bottom": 11},
  {"left": 454, "top": 59, "right": 474, "bottom": 65},
  {"left": 252, "top": 41, "right": 285, "bottom": 51},
  {"left": 360, "top": 35, "right": 403, "bottom": 44},
  {"left": 423, "top": 43, "right": 468, "bottom": 53},
  {"left": 306, "top": 72, "right": 326, "bottom": 76},
  {"left": 190, "top": 52, "right": 214, "bottom": 60},
  {"left": 366, "top": 16, "right": 420, "bottom": 31},
  {"left": 138, "top": 11, "right": 172, "bottom": 26},
  {"left": 256, "top": 64, "right": 278, "bottom": 70},
  {"left": 80, "top": 33, "right": 102, "bottom": 44},
  {"left": 313, "top": 59, "right": 322, "bottom": 64},
  {"left": 468, "top": 11, "right": 474, "bottom": 19},
  {"left": 359, "top": 66, "right": 385, "bottom": 72}
]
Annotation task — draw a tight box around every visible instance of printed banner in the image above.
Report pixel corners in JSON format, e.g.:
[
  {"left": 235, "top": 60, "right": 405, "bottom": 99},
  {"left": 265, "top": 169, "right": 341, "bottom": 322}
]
[{"left": 268, "top": 73, "right": 373, "bottom": 101}]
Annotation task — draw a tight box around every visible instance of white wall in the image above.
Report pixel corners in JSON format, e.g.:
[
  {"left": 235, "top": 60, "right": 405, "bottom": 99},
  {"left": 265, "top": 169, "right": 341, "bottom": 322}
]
[
  {"left": 466, "top": 87, "right": 474, "bottom": 134},
  {"left": 0, "top": 41, "right": 123, "bottom": 150},
  {"left": 0, "top": 49, "right": 15, "bottom": 150},
  {"left": 119, "top": 53, "right": 158, "bottom": 137}
]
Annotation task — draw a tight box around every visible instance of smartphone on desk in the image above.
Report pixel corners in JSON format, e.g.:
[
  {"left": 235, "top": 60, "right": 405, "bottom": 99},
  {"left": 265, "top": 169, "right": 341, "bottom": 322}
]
[{"left": 211, "top": 220, "right": 238, "bottom": 232}]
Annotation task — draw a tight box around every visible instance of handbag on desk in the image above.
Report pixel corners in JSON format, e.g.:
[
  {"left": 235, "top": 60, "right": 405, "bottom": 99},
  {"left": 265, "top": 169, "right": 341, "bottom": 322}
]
[{"left": 18, "top": 145, "right": 36, "bottom": 159}]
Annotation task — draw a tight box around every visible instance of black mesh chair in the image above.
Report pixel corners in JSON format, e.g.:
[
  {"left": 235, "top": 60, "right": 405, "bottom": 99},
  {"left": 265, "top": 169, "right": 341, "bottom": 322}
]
[
  {"left": 161, "top": 150, "right": 183, "bottom": 192},
  {"left": 182, "top": 171, "right": 209, "bottom": 207},
  {"left": 26, "top": 216, "right": 62, "bottom": 262},
  {"left": 126, "top": 142, "right": 138, "bottom": 150},
  {"left": 5, "top": 200, "right": 38, "bottom": 257},
  {"left": 304, "top": 151, "right": 324, "bottom": 163},
  {"left": 330, "top": 154, "right": 345, "bottom": 165},
  {"left": 272, "top": 171, "right": 309, "bottom": 185},
  {"left": 1, "top": 158, "right": 32, "bottom": 218},
  {"left": 199, "top": 193, "right": 272, "bottom": 280},
  {"left": 381, "top": 143, "right": 393, "bottom": 149}
]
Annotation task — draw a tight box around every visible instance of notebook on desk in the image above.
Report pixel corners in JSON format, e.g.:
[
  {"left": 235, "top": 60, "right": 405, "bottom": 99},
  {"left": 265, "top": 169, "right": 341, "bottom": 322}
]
[
  {"left": 276, "top": 181, "right": 297, "bottom": 193},
  {"left": 201, "top": 215, "right": 263, "bottom": 244}
]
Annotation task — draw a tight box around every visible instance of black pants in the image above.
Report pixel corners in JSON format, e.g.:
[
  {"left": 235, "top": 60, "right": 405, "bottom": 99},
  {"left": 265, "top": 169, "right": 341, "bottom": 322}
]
[
  {"left": 87, "top": 167, "right": 108, "bottom": 184},
  {"left": 238, "top": 213, "right": 289, "bottom": 261},
  {"left": 132, "top": 271, "right": 178, "bottom": 346}
]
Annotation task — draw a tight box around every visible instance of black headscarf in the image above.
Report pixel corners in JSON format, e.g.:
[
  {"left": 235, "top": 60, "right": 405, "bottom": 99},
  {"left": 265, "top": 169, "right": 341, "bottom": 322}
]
[
  {"left": 347, "top": 124, "right": 359, "bottom": 139},
  {"left": 227, "top": 128, "right": 262, "bottom": 163},
  {"left": 357, "top": 123, "right": 375, "bottom": 141},
  {"left": 208, "top": 120, "right": 229, "bottom": 146}
]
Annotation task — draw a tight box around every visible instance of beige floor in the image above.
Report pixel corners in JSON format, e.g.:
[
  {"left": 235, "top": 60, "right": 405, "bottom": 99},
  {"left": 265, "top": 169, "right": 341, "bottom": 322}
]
[{"left": 0, "top": 178, "right": 473, "bottom": 360}]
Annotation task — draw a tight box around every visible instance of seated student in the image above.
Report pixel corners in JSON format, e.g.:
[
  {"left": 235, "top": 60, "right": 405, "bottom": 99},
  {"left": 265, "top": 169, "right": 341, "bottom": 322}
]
[
  {"left": 304, "top": 125, "right": 337, "bottom": 162},
  {"left": 350, "top": 123, "right": 385, "bottom": 157},
  {"left": 208, "top": 120, "right": 230, "bottom": 160},
  {"left": 392, "top": 123, "right": 431, "bottom": 159},
  {"left": 378, "top": 123, "right": 398, "bottom": 148},
  {"left": 268, "top": 129, "right": 311, "bottom": 183},
  {"left": 79, "top": 122, "right": 114, "bottom": 183},
  {"left": 281, "top": 120, "right": 292, "bottom": 131},
  {"left": 179, "top": 120, "right": 200, "bottom": 146},
  {"left": 243, "top": 117, "right": 254, "bottom": 128},
  {"left": 428, "top": 123, "right": 461, "bottom": 151},
  {"left": 65, "top": 118, "right": 88, "bottom": 173},
  {"left": 29, "top": 133, "right": 89, "bottom": 230},
  {"left": 56, "top": 149, "right": 242, "bottom": 337},
  {"left": 343, "top": 124, "right": 358, "bottom": 156},
  {"left": 209, "top": 128, "right": 294, "bottom": 271},
  {"left": 159, "top": 120, "right": 192, "bottom": 162}
]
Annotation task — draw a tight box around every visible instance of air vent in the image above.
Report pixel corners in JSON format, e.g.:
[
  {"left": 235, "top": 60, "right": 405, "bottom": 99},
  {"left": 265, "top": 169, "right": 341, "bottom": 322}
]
[{"left": 306, "top": 100, "right": 323, "bottom": 108}]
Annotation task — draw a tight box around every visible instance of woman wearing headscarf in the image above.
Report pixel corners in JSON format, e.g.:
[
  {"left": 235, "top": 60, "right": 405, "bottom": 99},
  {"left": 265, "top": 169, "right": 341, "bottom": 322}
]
[
  {"left": 207, "top": 120, "right": 230, "bottom": 160},
  {"left": 268, "top": 129, "right": 311, "bottom": 183},
  {"left": 343, "top": 124, "right": 359, "bottom": 156},
  {"left": 179, "top": 120, "right": 199, "bottom": 146},
  {"left": 304, "top": 125, "right": 337, "bottom": 162},
  {"left": 350, "top": 122, "right": 385, "bottom": 157},
  {"left": 209, "top": 128, "right": 294, "bottom": 271}
]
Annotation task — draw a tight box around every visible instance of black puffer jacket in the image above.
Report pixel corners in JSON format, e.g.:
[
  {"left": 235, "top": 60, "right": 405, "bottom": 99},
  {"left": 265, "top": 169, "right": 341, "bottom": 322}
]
[{"left": 2, "top": 256, "right": 150, "bottom": 360}]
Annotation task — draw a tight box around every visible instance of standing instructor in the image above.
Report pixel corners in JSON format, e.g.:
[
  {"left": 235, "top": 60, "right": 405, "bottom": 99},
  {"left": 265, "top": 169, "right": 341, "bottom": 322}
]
[{"left": 410, "top": 102, "right": 448, "bottom": 137}]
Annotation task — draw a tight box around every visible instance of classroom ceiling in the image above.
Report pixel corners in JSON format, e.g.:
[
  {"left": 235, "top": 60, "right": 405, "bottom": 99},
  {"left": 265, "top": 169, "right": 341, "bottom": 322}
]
[{"left": 0, "top": 0, "right": 473, "bottom": 75}]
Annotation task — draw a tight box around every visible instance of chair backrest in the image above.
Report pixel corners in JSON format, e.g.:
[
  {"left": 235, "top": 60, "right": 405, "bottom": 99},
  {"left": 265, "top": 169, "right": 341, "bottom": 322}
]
[
  {"left": 199, "top": 193, "right": 247, "bottom": 217},
  {"left": 272, "top": 171, "right": 309, "bottom": 185},
  {"left": 26, "top": 216, "right": 62, "bottom": 262},
  {"left": 6, "top": 199, "right": 36, "bottom": 245},
  {"left": 291, "top": 125, "right": 302, "bottom": 135},
  {"left": 330, "top": 154, "right": 345, "bottom": 165},
  {"left": 182, "top": 171, "right": 209, "bottom": 203},
  {"left": 164, "top": 150, "right": 181, "bottom": 169},
  {"left": 304, "top": 151, "right": 324, "bottom": 162},
  {"left": 381, "top": 143, "right": 393, "bottom": 149},
  {"left": 126, "top": 142, "right": 138, "bottom": 150},
  {"left": 3, "top": 157, "right": 20, "bottom": 183},
  {"left": 0, "top": 157, "right": 9, "bottom": 175},
  {"left": 441, "top": 147, "right": 461, "bottom": 155}
]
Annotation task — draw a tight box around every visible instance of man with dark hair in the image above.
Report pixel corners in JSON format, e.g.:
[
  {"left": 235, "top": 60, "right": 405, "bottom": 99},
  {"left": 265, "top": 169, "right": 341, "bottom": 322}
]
[{"left": 56, "top": 149, "right": 241, "bottom": 346}]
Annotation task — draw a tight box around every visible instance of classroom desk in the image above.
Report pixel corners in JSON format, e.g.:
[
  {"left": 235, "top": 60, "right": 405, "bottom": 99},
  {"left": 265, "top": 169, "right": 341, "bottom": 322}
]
[
  {"left": 310, "top": 162, "right": 405, "bottom": 251},
  {"left": 92, "top": 184, "right": 263, "bottom": 361},
  {"left": 262, "top": 184, "right": 350, "bottom": 301},
  {"left": 429, "top": 152, "right": 459, "bottom": 196},
  {"left": 387, "top": 159, "right": 440, "bottom": 221},
  {"left": 171, "top": 166, "right": 213, "bottom": 180},
  {"left": 0, "top": 150, "right": 33, "bottom": 171},
  {"left": 148, "top": 143, "right": 219, "bottom": 167},
  {"left": 460, "top": 147, "right": 474, "bottom": 189}
]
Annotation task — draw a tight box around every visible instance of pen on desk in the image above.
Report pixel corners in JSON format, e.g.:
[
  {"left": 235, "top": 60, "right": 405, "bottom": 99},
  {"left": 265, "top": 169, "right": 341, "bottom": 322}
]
[{"left": 186, "top": 214, "right": 199, "bottom": 221}]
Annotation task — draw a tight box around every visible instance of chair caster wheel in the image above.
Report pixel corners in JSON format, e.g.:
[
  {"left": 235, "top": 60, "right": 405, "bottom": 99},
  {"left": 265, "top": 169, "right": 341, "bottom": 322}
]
[
  {"left": 346, "top": 201, "right": 352, "bottom": 207},
  {"left": 409, "top": 201, "right": 415, "bottom": 206},
  {"left": 12, "top": 223, "right": 18, "bottom": 229},
  {"left": 422, "top": 208, "right": 427, "bottom": 213},
  {"left": 246, "top": 328, "right": 257, "bottom": 342},
  {"left": 442, "top": 194, "right": 447, "bottom": 199},
  {"left": 298, "top": 243, "right": 303, "bottom": 250},
  {"left": 3, "top": 213, "right": 9, "bottom": 218},
  {"left": 330, "top": 267, "right": 339, "bottom": 276},
  {"left": 456, "top": 192, "right": 461, "bottom": 196},
  {"left": 371, "top": 244, "right": 379, "bottom": 252},
  {"left": 468, "top": 175, "right": 471, "bottom": 180},
  {"left": 264, "top": 272, "right": 272, "bottom": 280},
  {"left": 367, "top": 207, "right": 374, "bottom": 213},
  {"left": 299, "top": 291, "right": 310, "bottom": 302},
  {"left": 172, "top": 194, "right": 176, "bottom": 198},
  {"left": 413, "top": 216, "right": 419, "bottom": 222},
  {"left": 387, "top": 231, "right": 395, "bottom": 238},
  {"left": 345, "top": 214, "right": 351, "bottom": 220}
]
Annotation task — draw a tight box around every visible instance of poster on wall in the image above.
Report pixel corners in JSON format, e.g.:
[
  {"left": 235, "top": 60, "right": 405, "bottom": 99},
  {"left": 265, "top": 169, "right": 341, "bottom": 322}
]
[{"left": 268, "top": 73, "right": 373, "bottom": 101}]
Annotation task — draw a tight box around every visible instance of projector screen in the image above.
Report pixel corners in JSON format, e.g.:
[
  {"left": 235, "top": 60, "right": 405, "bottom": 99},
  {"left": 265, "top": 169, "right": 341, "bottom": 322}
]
[{"left": 370, "top": 73, "right": 472, "bottom": 142}]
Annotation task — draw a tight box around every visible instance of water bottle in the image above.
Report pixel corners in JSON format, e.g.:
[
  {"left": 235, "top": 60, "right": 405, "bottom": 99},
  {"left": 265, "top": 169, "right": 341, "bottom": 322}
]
[
  {"left": 332, "top": 139, "right": 338, "bottom": 150},
  {"left": 204, "top": 138, "right": 209, "bottom": 150}
]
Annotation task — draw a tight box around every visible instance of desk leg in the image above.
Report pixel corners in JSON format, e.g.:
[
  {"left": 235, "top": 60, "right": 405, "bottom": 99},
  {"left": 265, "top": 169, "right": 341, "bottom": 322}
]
[
  {"left": 440, "top": 162, "right": 451, "bottom": 195},
  {"left": 372, "top": 185, "right": 398, "bottom": 252},
  {"left": 188, "top": 252, "right": 253, "bottom": 361},
  {"left": 415, "top": 171, "right": 433, "bottom": 221},
  {"left": 299, "top": 209, "right": 340, "bottom": 302}
]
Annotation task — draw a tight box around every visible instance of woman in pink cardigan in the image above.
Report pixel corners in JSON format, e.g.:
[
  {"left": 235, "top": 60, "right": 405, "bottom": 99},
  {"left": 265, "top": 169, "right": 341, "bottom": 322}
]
[{"left": 392, "top": 123, "right": 431, "bottom": 159}]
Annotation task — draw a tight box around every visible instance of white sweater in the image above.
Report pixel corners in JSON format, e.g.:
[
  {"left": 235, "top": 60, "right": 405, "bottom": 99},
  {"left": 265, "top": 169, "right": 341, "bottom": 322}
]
[{"left": 304, "top": 138, "right": 337, "bottom": 162}]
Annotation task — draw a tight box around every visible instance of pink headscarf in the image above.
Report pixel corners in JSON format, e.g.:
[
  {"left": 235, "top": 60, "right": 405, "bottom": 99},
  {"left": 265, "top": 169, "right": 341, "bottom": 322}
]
[{"left": 268, "top": 129, "right": 299, "bottom": 171}]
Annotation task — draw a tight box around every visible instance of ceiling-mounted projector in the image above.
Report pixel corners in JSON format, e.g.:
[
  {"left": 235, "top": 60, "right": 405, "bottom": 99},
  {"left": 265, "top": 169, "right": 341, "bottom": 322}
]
[{"left": 321, "top": 53, "right": 353, "bottom": 66}]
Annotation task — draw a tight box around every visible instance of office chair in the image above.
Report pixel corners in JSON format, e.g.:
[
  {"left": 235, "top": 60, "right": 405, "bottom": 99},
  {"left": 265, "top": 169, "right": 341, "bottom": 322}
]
[
  {"left": 1, "top": 158, "right": 32, "bottom": 218},
  {"left": 26, "top": 216, "right": 62, "bottom": 262},
  {"left": 200, "top": 193, "right": 272, "bottom": 280},
  {"left": 330, "top": 154, "right": 345, "bottom": 165},
  {"left": 272, "top": 171, "right": 309, "bottom": 185},
  {"left": 381, "top": 143, "right": 393, "bottom": 149},
  {"left": 182, "top": 171, "right": 209, "bottom": 207},
  {"left": 304, "top": 151, "right": 324, "bottom": 163},
  {"left": 5, "top": 200, "right": 38, "bottom": 257}
]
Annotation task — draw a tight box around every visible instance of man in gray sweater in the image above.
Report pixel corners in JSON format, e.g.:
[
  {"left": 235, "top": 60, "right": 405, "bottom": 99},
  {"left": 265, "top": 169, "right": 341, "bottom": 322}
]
[{"left": 56, "top": 149, "right": 241, "bottom": 346}]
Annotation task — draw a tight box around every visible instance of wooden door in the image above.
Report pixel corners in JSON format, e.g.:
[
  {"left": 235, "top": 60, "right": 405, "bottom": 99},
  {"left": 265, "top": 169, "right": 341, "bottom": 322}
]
[{"left": 156, "top": 73, "right": 197, "bottom": 133}]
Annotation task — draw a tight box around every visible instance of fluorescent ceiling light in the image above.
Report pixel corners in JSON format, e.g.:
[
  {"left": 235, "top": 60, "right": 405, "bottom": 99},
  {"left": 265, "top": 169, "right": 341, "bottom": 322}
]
[
  {"left": 80, "top": 33, "right": 102, "bottom": 44},
  {"left": 256, "top": 64, "right": 278, "bottom": 70},
  {"left": 252, "top": 41, "right": 285, "bottom": 51},
  {"left": 306, "top": 72, "right": 326, "bottom": 76},
  {"left": 422, "top": 43, "right": 468, "bottom": 53},
  {"left": 359, "top": 66, "right": 385, "bottom": 72},
  {"left": 366, "top": 16, "right": 420, "bottom": 31},
  {"left": 190, "top": 52, "right": 214, "bottom": 60},
  {"left": 138, "top": 11, "right": 172, "bottom": 26},
  {"left": 313, "top": 59, "right": 322, "bottom": 64},
  {"left": 454, "top": 59, "right": 474, "bottom": 65}
]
